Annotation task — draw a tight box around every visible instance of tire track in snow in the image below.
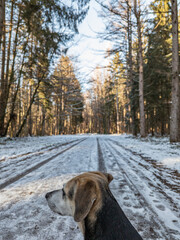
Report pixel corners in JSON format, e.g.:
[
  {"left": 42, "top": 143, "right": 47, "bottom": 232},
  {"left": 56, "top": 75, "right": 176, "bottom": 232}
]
[
  {"left": 0, "top": 138, "right": 87, "bottom": 190},
  {"left": 97, "top": 137, "right": 106, "bottom": 172},
  {"left": 98, "top": 138, "right": 179, "bottom": 240},
  {"left": 0, "top": 139, "right": 80, "bottom": 170},
  {"left": 109, "top": 138, "right": 180, "bottom": 185},
  {"left": 0, "top": 142, "right": 67, "bottom": 162},
  {"left": 101, "top": 138, "right": 180, "bottom": 240},
  {"left": 108, "top": 138, "right": 180, "bottom": 214}
]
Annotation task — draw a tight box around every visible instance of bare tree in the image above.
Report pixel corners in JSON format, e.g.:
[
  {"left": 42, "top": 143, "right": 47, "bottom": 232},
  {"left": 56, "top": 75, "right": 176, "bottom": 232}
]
[
  {"left": 0, "top": 0, "right": 6, "bottom": 136},
  {"left": 134, "top": 0, "right": 146, "bottom": 137},
  {"left": 170, "top": 0, "right": 179, "bottom": 142},
  {"left": 127, "top": 0, "right": 137, "bottom": 136},
  {"left": 0, "top": 0, "right": 5, "bottom": 50}
]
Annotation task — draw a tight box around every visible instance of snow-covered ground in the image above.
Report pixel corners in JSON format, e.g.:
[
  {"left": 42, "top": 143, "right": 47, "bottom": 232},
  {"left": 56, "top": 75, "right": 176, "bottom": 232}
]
[{"left": 0, "top": 134, "right": 180, "bottom": 240}]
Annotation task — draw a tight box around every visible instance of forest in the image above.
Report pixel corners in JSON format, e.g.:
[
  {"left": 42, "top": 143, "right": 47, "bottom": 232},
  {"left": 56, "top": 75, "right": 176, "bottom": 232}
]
[{"left": 0, "top": 0, "right": 179, "bottom": 142}]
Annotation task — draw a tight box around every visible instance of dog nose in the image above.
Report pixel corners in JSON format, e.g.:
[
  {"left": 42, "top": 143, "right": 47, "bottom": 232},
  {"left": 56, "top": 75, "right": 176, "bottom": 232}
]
[{"left": 45, "top": 192, "right": 52, "bottom": 199}]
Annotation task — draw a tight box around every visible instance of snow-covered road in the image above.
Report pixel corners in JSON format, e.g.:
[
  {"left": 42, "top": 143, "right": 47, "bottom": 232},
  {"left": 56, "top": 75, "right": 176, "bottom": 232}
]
[{"left": 0, "top": 135, "right": 180, "bottom": 240}]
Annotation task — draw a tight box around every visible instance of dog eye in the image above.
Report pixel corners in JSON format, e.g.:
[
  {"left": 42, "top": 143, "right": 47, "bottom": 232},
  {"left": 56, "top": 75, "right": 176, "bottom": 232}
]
[{"left": 62, "top": 188, "right": 66, "bottom": 197}]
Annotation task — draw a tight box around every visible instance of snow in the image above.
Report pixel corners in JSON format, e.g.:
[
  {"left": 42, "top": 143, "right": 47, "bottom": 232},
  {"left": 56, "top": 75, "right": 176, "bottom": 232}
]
[
  {"left": 0, "top": 134, "right": 180, "bottom": 240},
  {"left": 0, "top": 135, "right": 80, "bottom": 161},
  {"left": 109, "top": 134, "right": 180, "bottom": 173},
  {"left": 162, "top": 157, "right": 180, "bottom": 168}
]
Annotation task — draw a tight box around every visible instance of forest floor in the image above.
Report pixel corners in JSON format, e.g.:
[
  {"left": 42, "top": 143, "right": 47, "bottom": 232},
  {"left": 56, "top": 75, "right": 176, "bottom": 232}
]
[{"left": 0, "top": 134, "right": 180, "bottom": 240}]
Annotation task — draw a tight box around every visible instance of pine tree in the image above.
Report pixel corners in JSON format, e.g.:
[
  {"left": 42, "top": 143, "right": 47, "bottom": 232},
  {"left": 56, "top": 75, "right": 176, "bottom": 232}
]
[
  {"left": 170, "top": 0, "right": 180, "bottom": 142},
  {"left": 51, "top": 56, "right": 84, "bottom": 134},
  {"left": 144, "top": 0, "right": 172, "bottom": 136},
  {"left": 0, "top": 0, "right": 90, "bottom": 137}
]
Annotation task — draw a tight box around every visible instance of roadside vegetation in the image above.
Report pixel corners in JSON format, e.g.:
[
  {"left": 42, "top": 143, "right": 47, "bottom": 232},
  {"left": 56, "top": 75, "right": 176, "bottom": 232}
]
[{"left": 0, "top": 0, "right": 179, "bottom": 142}]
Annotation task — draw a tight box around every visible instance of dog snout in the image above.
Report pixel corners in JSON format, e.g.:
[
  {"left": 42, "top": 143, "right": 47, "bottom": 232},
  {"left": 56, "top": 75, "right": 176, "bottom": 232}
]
[
  {"left": 45, "top": 190, "right": 60, "bottom": 200},
  {"left": 45, "top": 192, "right": 52, "bottom": 199}
]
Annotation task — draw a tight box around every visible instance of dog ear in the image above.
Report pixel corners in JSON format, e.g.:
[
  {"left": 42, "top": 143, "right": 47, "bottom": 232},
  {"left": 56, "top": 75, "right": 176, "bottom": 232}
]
[
  {"left": 91, "top": 171, "right": 113, "bottom": 184},
  {"left": 102, "top": 172, "right": 113, "bottom": 183},
  {"left": 74, "top": 180, "right": 96, "bottom": 222}
]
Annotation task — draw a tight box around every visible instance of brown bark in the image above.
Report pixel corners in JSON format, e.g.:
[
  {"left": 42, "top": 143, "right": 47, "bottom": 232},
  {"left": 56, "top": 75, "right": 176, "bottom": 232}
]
[
  {"left": 116, "top": 87, "right": 120, "bottom": 134},
  {"left": 8, "top": 9, "right": 21, "bottom": 90},
  {"left": 5, "top": 1, "right": 14, "bottom": 89},
  {"left": 0, "top": 0, "right": 4, "bottom": 50},
  {"left": 0, "top": 6, "right": 21, "bottom": 136},
  {"left": 127, "top": 0, "right": 137, "bottom": 136},
  {"left": 170, "top": 0, "right": 180, "bottom": 142},
  {"left": 28, "top": 35, "right": 34, "bottom": 136},
  {"left": 16, "top": 80, "right": 41, "bottom": 137},
  {"left": 0, "top": 0, "right": 6, "bottom": 136},
  {"left": 16, "top": 45, "right": 50, "bottom": 137},
  {"left": 4, "top": 33, "right": 30, "bottom": 136},
  {"left": 134, "top": 0, "right": 146, "bottom": 137}
]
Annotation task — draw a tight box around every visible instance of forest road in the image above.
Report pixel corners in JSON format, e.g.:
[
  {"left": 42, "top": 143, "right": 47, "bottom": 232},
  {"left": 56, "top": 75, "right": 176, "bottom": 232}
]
[
  {"left": 97, "top": 137, "right": 180, "bottom": 240},
  {"left": 0, "top": 138, "right": 86, "bottom": 190},
  {"left": 0, "top": 135, "right": 180, "bottom": 240}
]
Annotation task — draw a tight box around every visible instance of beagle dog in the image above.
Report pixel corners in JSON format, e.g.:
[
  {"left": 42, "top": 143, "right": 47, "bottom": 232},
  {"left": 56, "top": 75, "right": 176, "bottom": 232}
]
[{"left": 45, "top": 171, "right": 143, "bottom": 240}]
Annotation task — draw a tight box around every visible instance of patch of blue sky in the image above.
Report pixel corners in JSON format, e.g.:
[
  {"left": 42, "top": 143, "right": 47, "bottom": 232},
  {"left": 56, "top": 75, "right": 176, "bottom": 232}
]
[{"left": 68, "top": 0, "right": 110, "bottom": 91}]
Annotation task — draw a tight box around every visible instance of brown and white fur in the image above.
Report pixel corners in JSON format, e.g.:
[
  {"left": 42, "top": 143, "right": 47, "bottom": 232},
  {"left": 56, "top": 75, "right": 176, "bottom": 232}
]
[{"left": 45, "top": 171, "right": 143, "bottom": 240}]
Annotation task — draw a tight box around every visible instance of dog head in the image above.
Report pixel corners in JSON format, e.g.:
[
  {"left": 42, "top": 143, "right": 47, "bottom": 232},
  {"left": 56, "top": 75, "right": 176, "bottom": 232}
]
[{"left": 45, "top": 171, "right": 113, "bottom": 223}]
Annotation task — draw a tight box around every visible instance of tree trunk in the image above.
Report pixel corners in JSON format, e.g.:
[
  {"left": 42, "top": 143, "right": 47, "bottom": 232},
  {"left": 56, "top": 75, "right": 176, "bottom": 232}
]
[
  {"left": 5, "top": 1, "right": 14, "bottom": 91},
  {"left": 4, "top": 33, "right": 29, "bottom": 136},
  {"left": 128, "top": 0, "right": 137, "bottom": 136},
  {"left": 134, "top": 0, "right": 146, "bottom": 137},
  {"left": 0, "top": 0, "right": 6, "bottom": 136},
  {"left": 16, "top": 80, "right": 41, "bottom": 137},
  {"left": 8, "top": 9, "right": 21, "bottom": 92},
  {"left": 170, "top": 0, "right": 179, "bottom": 142},
  {"left": 0, "top": 7, "right": 21, "bottom": 136},
  {"left": 28, "top": 83, "right": 33, "bottom": 136},
  {"left": 41, "top": 105, "right": 46, "bottom": 136},
  {"left": 0, "top": 0, "right": 4, "bottom": 51},
  {"left": 116, "top": 87, "right": 120, "bottom": 134}
]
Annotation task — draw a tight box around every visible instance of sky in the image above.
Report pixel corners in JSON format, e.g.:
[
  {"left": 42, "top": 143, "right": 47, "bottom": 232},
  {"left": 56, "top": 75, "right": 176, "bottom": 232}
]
[
  {"left": 68, "top": 0, "right": 110, "bottom": 91},
  {"left": 67, "top": 0, "right": 155, "bottom": 91}
]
